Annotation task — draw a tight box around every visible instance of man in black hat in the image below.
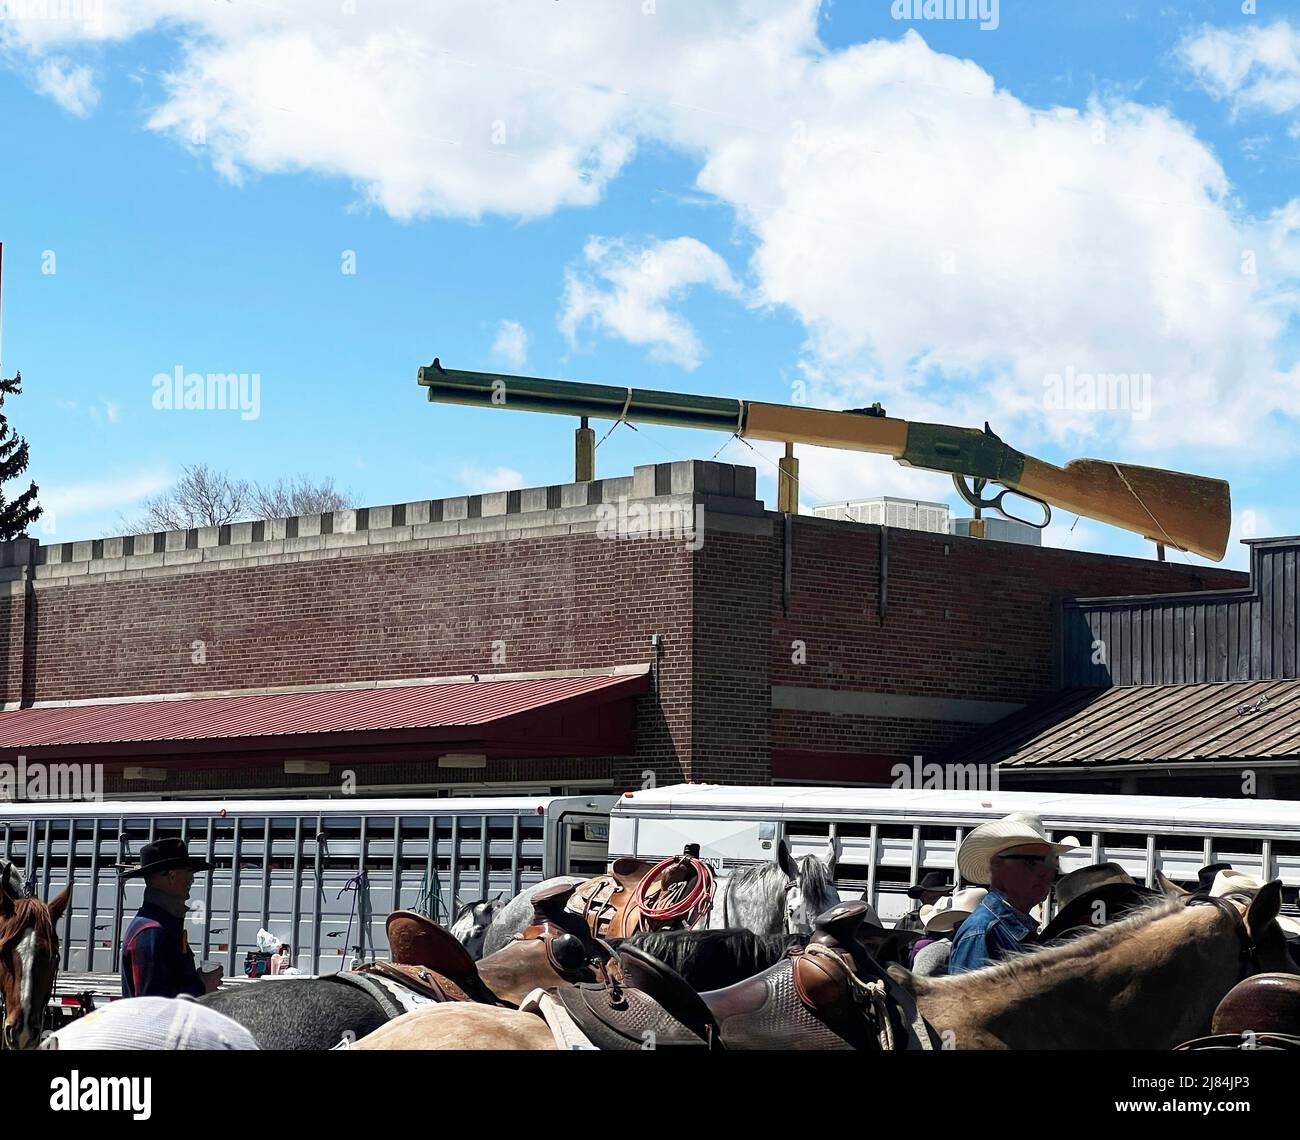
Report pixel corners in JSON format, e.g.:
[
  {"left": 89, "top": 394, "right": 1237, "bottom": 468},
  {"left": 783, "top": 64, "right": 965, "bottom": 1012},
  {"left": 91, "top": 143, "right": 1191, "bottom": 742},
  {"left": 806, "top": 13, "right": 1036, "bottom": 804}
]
[
  {"left": 120, "top": 838, "right": 221, "bottom": 999},
  {"left": 897, "top": 871, "right": 954, "bottom": 933}
]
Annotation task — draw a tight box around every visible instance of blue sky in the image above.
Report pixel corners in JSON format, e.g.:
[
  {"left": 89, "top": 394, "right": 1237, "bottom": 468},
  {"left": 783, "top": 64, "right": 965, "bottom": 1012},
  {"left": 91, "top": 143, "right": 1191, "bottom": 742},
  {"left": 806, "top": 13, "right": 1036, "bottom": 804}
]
[{"left": 2, "top": 0, "right": 1299, "bottom": 571}]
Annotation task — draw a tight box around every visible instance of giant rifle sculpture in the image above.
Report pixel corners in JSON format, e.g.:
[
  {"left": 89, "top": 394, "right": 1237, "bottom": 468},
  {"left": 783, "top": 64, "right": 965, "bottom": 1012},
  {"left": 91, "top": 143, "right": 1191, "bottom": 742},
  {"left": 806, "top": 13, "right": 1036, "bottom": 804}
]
[{"left": 417, "top": 360, "right": 1232, "bottom": 562}]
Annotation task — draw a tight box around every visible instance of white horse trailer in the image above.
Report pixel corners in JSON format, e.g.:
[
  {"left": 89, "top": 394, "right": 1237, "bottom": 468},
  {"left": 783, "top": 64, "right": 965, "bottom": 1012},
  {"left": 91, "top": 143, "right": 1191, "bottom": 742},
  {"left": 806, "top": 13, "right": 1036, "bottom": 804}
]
[
  {"left": 0, "top": 794, "right": 615, "bottom": 1014},
  {"left": 610, "top": 785, "right": 1300, "bottom": 927}
]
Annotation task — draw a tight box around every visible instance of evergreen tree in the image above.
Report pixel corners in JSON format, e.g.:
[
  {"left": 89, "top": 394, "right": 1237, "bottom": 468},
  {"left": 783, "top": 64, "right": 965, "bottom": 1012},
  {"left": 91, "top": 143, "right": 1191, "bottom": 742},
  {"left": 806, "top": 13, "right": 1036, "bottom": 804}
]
[{"left": 0, "top": 371, "right": 42, "bottom": 540}]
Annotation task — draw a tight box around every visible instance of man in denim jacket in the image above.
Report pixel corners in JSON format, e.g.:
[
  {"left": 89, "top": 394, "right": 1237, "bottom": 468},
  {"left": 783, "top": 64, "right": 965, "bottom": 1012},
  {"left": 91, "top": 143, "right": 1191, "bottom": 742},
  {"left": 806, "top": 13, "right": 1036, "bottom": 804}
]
[{"left": 948, "top": 813, "right": 1076, "bottom": 975}]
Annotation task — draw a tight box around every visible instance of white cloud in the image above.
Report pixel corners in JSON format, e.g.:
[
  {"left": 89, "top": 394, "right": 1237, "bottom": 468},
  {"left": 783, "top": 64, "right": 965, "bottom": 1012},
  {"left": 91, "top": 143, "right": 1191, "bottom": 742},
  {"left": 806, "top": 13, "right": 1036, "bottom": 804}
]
[
  {"left": 42, "top": 471, "right": 173, "bottom": 519},
  {"left": 4, "top": 2, "right": 1300, "bottom": 469},
  {"left": 34, "top": 57, "right": 99, "bottom": 116},
  {"left": 1178, "top": 21, "right": 1300, "bottom": 115},
  {"left": 560, "top": 235, "right": 741, "bottom": 369},
  {"left": 491, "top": 320, "right": 528, "bottom": 369},
  {"left": 55, "top": 397, "right": 123, "bottom": 424},
  {"left": 456, "top": 463, "right": 524, "bottom": 493}
]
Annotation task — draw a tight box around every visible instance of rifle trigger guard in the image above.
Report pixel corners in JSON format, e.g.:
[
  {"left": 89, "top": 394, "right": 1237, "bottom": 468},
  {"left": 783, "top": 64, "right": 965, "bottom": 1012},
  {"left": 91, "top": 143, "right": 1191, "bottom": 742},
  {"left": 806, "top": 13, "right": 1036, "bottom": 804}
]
[{"left": 951, "top": 475, "right": 1051, "bottom": 530}]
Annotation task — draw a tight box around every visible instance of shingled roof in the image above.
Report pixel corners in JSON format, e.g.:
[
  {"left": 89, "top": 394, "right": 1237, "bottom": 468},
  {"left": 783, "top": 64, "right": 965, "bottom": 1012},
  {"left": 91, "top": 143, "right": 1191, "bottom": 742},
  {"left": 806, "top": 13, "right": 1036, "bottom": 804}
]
[{"left": 948, "top": 678, "right": 1300, "bottom": 770}]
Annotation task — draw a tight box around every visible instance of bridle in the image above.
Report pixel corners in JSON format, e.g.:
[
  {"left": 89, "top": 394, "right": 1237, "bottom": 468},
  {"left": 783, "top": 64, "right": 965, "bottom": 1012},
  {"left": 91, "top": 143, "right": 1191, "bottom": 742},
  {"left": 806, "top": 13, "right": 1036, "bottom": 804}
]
[{"left": 1185, "top": 895, "right": 1261, "bottom": 981}]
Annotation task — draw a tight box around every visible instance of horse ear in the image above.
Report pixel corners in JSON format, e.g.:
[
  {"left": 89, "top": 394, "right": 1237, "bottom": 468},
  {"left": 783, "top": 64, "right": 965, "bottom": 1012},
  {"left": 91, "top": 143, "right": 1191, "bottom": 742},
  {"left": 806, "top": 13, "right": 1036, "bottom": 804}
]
[
  {"left": 1155, "top": 871, "right": 1189, "bottom": 899},
  {"left": 1244, "top": 880, "right": 1282, "bottom": 937},
  {"left": 48, "top": 883, "right": 72, "bottom": 925},
  {"left": 823, "top": 836, "right": 840, "bottom": 874},
  {"left": 0, "top": 882, "right": 12, "bottom": 917},
  {"left": 776, "top": 839, "right": 797, "bottom": 879}
]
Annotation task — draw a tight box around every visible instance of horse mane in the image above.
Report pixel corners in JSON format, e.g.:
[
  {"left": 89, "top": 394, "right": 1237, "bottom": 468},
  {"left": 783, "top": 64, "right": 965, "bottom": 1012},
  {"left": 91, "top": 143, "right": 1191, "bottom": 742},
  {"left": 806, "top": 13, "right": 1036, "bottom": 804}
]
[
  {"left": 796, "top": 851, "right": 834, "bottom": 904},
  {"left": 728, "top": 862, "right": 789, "bottom": 891},
  {"left": 0, "top": 897, "right": 56, "bottom": 952},
  {"left": 626, "top": 927, "right": 805, "bottom": 989},
  {"left": 916, "top": 896, "right": 1190, "bottom": 991}
]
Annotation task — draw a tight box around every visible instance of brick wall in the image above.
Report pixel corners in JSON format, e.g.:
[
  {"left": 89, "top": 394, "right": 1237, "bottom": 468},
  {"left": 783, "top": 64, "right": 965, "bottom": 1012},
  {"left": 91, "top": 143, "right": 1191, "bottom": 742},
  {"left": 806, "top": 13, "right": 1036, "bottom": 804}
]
[
  {"left": 760, "top": 517, "right": 1247, "bottom": 783},
  {"left": 0, "top": 461, "right": 1251, "bottom": 793}
]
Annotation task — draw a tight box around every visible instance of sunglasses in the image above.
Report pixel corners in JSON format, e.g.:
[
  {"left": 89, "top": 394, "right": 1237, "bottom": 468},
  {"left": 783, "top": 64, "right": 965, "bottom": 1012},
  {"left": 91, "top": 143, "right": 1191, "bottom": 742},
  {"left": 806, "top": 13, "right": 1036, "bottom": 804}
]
[{"left": 994, "top": 854, "right": 1058, "bottom": 868}]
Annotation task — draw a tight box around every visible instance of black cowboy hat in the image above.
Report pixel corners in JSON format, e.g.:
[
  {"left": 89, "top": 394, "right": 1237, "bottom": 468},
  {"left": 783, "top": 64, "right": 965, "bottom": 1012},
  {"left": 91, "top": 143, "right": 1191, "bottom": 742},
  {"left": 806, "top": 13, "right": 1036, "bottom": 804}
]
[
  {"left": 1195, "top": 862, "right": 1234, "bottom": 892},
  {"left": 906, "top": 871, "right": 954, "bottom": 900},
  {"left": 118, "top": 838, "right": 212, "bottom": 880},
  {"left": 1040, "top": 863, "right": 1161, "bottom": 943}
]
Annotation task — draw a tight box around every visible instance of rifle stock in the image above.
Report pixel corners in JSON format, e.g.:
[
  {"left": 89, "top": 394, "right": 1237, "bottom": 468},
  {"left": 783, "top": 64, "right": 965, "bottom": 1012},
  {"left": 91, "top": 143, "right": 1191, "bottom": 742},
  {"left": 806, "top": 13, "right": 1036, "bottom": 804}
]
[{"left": 1012, "top": 457, "right": 1231, "bottom": 562}]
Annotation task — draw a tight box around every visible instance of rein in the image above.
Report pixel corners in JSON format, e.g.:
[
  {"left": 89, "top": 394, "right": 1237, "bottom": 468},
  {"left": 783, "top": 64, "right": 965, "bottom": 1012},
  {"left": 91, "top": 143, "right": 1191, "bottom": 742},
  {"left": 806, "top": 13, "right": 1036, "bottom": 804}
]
[{"left": 1185, "top": 895, "right": 1260, "bottom": 980}]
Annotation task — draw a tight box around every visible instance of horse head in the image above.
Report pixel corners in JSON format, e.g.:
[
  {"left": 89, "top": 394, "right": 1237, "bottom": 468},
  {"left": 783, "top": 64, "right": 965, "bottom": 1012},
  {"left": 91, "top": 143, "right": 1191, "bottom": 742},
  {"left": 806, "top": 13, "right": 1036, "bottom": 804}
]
[
  {"left": 451, "top": 893, "right": 506, "bottom": 960},
  {"left": 1228, "top": 881, "right": 1298, "bottom": 977},
  {"left": 778, "top": 838, "right": 841, "bottom": 934},
  {"left": 0, "top": 877, "right": 71, "bottom": 1050}
]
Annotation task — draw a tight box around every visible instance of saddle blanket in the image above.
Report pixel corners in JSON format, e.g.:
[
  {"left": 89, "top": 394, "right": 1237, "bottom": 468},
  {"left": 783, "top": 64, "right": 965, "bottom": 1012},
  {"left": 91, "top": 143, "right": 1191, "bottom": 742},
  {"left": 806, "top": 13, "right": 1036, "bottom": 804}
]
[
  {"left": 520, "top": 988, "right": 599, "bottom": 1051},
  {"left": 369, "top": 975, "right": 443, "bottom": 1016}
]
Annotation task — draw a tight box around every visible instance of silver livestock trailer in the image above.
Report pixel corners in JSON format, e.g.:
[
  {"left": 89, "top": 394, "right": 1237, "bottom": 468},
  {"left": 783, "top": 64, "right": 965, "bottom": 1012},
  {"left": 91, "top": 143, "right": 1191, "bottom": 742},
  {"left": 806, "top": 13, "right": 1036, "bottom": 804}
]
[{"left": 0, "top": 794, "right": 615, "bottom": 1022}]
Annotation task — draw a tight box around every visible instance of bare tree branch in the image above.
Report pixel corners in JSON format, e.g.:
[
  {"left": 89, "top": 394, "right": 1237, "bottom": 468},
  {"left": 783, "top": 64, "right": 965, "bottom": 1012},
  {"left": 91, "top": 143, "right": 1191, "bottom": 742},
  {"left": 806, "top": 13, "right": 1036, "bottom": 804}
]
[
  {"left": 250, "top": 475, "right": 350, "bottom": 519},
  {"left": 120, "top": 467, "right": 352, "bottom": 533},
  {"left": 123, "top": 464, "right": 251, "bottom": 531}
]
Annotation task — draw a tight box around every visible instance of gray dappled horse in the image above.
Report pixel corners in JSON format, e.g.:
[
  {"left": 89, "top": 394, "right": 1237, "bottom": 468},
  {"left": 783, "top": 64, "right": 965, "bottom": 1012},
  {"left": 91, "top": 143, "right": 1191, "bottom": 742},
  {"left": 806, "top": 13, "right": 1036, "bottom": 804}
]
[
  {"left": 715, "top": 838, "right": 841, "bottom": 934},
  {"left": 448, "top": 894, "right": 507, "bottom": 959},
  {"left": 482, "top": 838, "right": 841, "bottom": 951}
]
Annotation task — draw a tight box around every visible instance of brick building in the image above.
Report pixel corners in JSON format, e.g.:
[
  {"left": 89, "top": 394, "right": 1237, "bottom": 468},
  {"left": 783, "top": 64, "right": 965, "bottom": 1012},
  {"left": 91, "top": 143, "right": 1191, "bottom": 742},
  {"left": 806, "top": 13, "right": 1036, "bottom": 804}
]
[{"left": 0, "top": 461, "right": 1246, "bottom": 800}]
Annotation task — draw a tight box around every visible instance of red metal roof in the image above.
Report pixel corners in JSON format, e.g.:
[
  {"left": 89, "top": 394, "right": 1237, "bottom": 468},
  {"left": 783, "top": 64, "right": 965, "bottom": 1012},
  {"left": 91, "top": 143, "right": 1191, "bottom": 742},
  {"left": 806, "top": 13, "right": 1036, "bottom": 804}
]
[{"left": 0, "top": 673, "right": 647, "bottom": 750}]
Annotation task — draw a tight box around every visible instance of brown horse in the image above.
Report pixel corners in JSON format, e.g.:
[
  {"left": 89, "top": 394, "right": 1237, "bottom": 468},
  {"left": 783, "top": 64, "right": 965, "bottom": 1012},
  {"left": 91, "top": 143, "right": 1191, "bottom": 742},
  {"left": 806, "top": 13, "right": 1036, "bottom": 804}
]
[
  {"left": 889, "top": 882, "right": 1297, "bottom": 1049},
  {"left": 0, "top": 875, "right": 72, "bottom": 1050}
]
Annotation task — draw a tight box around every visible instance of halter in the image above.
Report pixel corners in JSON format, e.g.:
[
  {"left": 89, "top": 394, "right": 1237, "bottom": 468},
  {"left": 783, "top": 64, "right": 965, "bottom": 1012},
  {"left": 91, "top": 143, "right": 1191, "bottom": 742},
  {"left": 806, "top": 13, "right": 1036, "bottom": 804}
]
[{"left": 1185, "top": 895, "right": 1261, "bottom": 980}]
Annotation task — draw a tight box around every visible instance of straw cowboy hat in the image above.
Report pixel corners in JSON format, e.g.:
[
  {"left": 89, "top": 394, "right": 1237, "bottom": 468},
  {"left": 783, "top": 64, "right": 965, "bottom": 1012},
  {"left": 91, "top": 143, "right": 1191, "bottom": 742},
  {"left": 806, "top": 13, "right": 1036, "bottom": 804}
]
[
  {"left": 957, "top": 812, "right": 1076, "bottom": 886},
  {"left": 117, "top": 838, "right": 212, "bottom": 880},
  {"left": 906, "top": 871, "right": 954, "bottom": 900},
  {"left": 1039, "top": 862, "right": 1161, "bottom": 943},
  {"left": 1209, "top": 869, "right": 1300, "bottom": 937},
  {"left": 40, "top": 996, "right": 257, "bottom": 1050},
  {"left": 921, "top": 887, "right": 988, "bottom": 935}
]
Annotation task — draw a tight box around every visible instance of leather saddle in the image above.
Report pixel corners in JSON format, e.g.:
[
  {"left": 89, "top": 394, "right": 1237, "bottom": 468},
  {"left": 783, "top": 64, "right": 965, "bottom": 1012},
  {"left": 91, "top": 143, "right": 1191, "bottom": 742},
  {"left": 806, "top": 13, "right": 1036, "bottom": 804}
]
[
  {"left": 475, "top": 882, "right": 606, "bottom": 1007},
  {"left": 559, "top": 902, "right": 933, "bottom": 1051},
  {"left": 567, "top": 858, "right": 658, "bottom": 939},
  {"left": 1175, "top": 973, "right": 1300, "bottom": 1051},
  {"left": 373, "top": 888, "right": 603, "bottom": 1011},
  {"left": 387, "top": 909, "right": 479, "bottom": 977},
  {"left": 1212, "top": 971, "right": 1300, "bottom": 1036},
  {"left": 700, "top": 900, "right": 928, "bottom": 1050}
]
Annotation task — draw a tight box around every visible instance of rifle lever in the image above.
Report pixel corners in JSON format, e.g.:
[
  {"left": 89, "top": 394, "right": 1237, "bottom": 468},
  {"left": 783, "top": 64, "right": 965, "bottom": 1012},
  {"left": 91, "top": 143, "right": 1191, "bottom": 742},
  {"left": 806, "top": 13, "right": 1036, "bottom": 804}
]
[{"left": 952, "top": 475, "right": 1051, "bottom": 530}]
